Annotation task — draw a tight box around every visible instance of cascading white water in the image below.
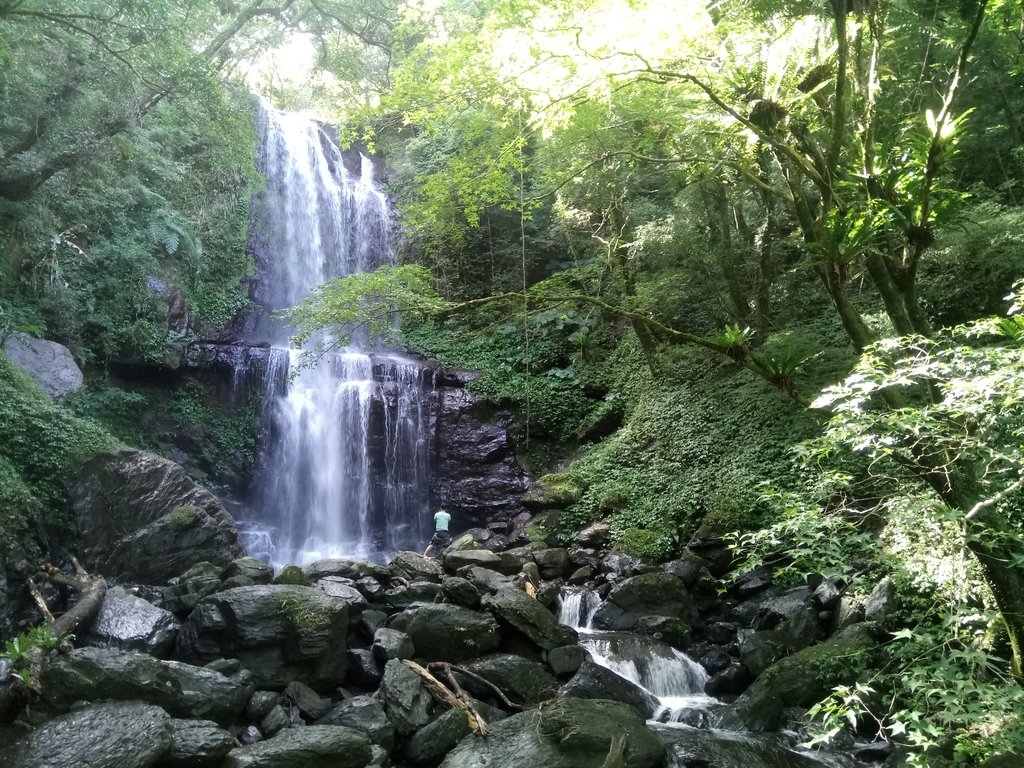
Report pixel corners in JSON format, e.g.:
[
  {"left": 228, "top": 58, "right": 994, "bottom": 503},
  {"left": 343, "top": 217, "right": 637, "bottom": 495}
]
[
  {"left": 557, "top": 588, "right": 602, "bottom": 629},
  {"left": 558, "top": 588, "right": 718, "bottom": 723},
  {"left": 242, "top": 100, "right": 433, "bottom": 566}
]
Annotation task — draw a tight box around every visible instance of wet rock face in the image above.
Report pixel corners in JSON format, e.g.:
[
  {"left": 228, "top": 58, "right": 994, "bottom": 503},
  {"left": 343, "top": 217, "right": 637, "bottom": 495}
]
[
  {"left": 69, "top": 448, "right": 243, "bottom": 583},
  {"left": 431, "top": 384, "right": 530, "bottom": 528},
  {"left": 0, "top": 700, "right": 173, "bottom": 768},
  {"left": 439, "top": 697, "right": 665, "bottom": 768},
  {"left": 176, "top": 585, "right": 350, "bottom": 691},
  {"left": 85, "top": 586, "right": 180, "bottom": 656}
]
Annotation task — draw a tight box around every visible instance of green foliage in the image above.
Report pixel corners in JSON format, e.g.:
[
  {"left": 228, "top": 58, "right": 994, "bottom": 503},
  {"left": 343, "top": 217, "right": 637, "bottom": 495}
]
[
  {"left": 1, "top": 623, "right": 67, "bottom": 689},
  {"left": 0, "top": 353, "right": 117, "bottom": 553}
]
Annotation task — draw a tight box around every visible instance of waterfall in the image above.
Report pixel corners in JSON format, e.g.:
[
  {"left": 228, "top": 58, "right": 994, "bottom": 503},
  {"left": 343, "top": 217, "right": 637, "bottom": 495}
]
[{"left": 240, "top": 100, "right": 434, "bottom": 566}]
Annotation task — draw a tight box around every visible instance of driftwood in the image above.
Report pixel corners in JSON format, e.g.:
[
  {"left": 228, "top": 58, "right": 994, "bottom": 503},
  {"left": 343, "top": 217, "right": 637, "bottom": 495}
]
[
  {"left": 601, "top": 736, "right": 627, "bottom": 768},
  {"left": 20, "top": 561, "right": 106, "bottom": 695},
  {"left": 429, "top": 661, "right": 525, "bottom": 713},
  {"left": 401, "top": 660, "right": 490, "bottom": 734}
]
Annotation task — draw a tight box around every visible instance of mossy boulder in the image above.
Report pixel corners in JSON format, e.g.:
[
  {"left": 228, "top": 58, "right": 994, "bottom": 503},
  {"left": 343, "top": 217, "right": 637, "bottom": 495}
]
[
  {"left": 461, "top": 653, "right": 560, "bottom": 707},
  {"left": 718, "top": 622, "right": 880, "bottom": 732},
  {"left": 0, "top": 701, "right": 172, "bottom": 768},
  {"left": 176, "top": 585, "right": 349, "bottom": 691},
  {"left": 387, "top": 603, "right": 500, "bottom": 662},
  {"left": 592, "top": 571, "right": 692, "bottom": 631},
  {"left": 481, "top": 587, "right": 563, "bottom": 651},
  {"left": 439, "top": 697, "right": 664, "bottom": 768},
  {"left": 69, "top": 448, "right": 243, "bottom": 583},
  {"left": 221, "top": 725, "right": 372, "bottom": 768},
  {"left": 521, "top": 473, "right": 587, "bottom": 511}
]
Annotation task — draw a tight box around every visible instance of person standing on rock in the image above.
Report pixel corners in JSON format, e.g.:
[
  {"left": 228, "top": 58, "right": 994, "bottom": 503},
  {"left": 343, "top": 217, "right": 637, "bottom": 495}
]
[{"left": 423, "top": 504, "right": 452, "bottom": 557}]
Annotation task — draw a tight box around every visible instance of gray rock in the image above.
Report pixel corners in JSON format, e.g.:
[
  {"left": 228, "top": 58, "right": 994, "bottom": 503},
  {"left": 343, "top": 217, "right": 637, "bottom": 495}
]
[
  {"left": 303, "top": 559, "right": 390, "bottom": 583},
  {"left": 284, "top": 680, "right": 330, "bottom": 721},
  {"left": 864, "top": 576, "right": 898, "bottom": 625},
  {"left": 40, "top": 647, "right": 251, "bottom": 724},
  {"left": 463, "top": 567, "right": 514, "bottom": 595},
  {"left": 87, "top": 586, "right": 180, "bottom": 656},
  {"left": 316, "top": 694, "right": 394, "bottom": 751},
  {"left": 159, "top": 719, "right": 234, "bottom": 767},
  {"left": 547, "top": 644, "right": 587, "bottom": 677},
  {"left": 240, "top": 726, "right": 263, "bottom": 745},
  {"left": 223, "top": 558, "right": 274, "bottom": 585},
  {"left": 781, "top": 605, "right": 824, "bottom": 652},
  {"left": 372, "top": 627, "right": 415, "bottom": 663},
  {"left": 812, "top": 579, "right": 842, "bottom": 611},
  {"left": 245, "top": 691, "right": 280, "bottom": 722},
  {"left": 272, "top": 565, "right": 308, "bottom": 586},
  {"left": 176, "top": 585, "right": 349, "bottom": 690},
  {"left": 532, "top": 548, "right": 570, "bottom": 579},
  {"left": 832, "top": 595, "right": 865, "bottom": 633},
  {"left": 347, "top": 649, "right": 383, "bottom": 690},
  {"left": 2, "top": 332, "right": 83, "bottom": 400},
  {"left": 355, "top": 577, "right": 385, "bottom": 602},
  {"left": 660, "top": 726, "right": 842, "bottom": 768},
  {"left": 704, "top": 663, "right": 752, "bottom": 697},
  {"left": 461, "top": 654, "right": 559, "bottom": 707},
  {"left": 389, "top": 552, "right": 444, "bottom": 583},
  {"left": 0, "top": 700, "right": 172, "bottom": 768},
  {"left": 378, "top": 659, "right": 433, "bottom": 735},
  {"left": 444, "top": 549, "right": 507, "bottom": 573},
  {"left": 481, "top": 587, "right": 563, "bottom": 651},
  {"left": 662, "top": 554, "right": 711, "bottom": 587},
  {"left": 383, "top": 581, "right": 442, "bottom": 610},
  {"left": 259, "top": 705, "right": 290, "bottom": 738},
  {"left": 576, "top": 521, "right": 611, "bottom": 547},
  {"left": 158, "top": 575, "right": 223, "bottom": 616},
  {"left": 439, "top": 576, "right": 481, "bottom": 608},
  {"left": 387, "top": 603, "right": 500, "bottom": 662},
  {"left": 592, "top": 572, "right": 691, "bottom": 631},
  {"left": 222, "top": 725, "right": 372, "bottom": 768},
  {"left": 734, "top": 566, "right": 773, "bottom": 596},
  {"left": 358, "top": 610, "right": 389, "bottom": 642},
  {"left": 751, "top": 586, "right": 814, "bottom": 630},
  {"left": 69, "top": 449, "right": 243, "bottom": 583},
  {"left": 439, "top": 697, "right": 664, "bottom": 768},
  {"left": 314, "top": 577, "right": 368, "bottom": 612},
  {"left": 719, "top": 623, "right": 879, "bottom": 732},
  {"left": 560, "top": 658, "right": 660, "bottom": 717},
  {"left": 633, "top": 615, "right": 690, "bottom": 649},
  {"left": 405, "top": 707, "right": 473, "bottom": 765},
  {"left": 739, "top": 631, "right": 786, "bottom": 677}
]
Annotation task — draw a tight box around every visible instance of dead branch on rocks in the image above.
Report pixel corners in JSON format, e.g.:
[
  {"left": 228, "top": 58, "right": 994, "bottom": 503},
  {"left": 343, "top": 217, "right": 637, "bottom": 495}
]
[
  {"left": 401, "top": 659, "right": 490, "bottom": 734},
  {"left": 427, "top": 661, "right": 525, "bottom": 712}
]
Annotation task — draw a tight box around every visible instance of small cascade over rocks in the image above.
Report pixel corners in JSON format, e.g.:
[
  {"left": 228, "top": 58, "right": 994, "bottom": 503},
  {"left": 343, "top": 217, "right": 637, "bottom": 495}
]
[
  {"left": 557, "top": 587, "right": 717, "bottom": 724},
  {"left": 557, "top": 587, "right": 601, "bottom": 629},
  {"left": 240, "top": 100, "right": 434, "bottom": 566}
]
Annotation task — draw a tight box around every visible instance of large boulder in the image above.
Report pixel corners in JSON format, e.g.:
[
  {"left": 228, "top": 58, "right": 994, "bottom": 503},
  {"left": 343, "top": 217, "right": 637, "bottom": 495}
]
[
  {"left": 316, "top": 694, "right": 395, "bottom": 751},
  {"left": 560, "top": 658, "right": 660, "bottom": 717},
  {"left": 377, "top": 659, "right": 434, "bottom": 736},
  {"left": 481, "top": 587, "right": 563, "bottom": 651},
  {"left": 86, "top": 586, "right": 180, "bottom": 656},
  {"left": 389, "top": 552, "right": 444, "bottom": 583},
  {"left": 2, "top": 332, "right": 83, "bottom": 401},
  {"left": 176, "top": 585, "right": 349, "bottom": 691},
  {"left": 69, "top": 449, "right": 243, "bottom": 583},
  {"left": 40, "top": 647, "right": 252, "bottom": 725},
  {"left": 592, "top": 572, "right": 692, "bottom": 631},
  {"left": 222, "top": 725, "right": 372, "bottom": 768},
  {"left": 439, "top": 697, "right": 664, "bottom": 768},
  {"left": 461, "top": 654, "right": 559, "bottom": 707},
  {"left": 0, "top": 700, "right": 172, "bottom": 768},
  {"left": 159, "top": 719, "right": 235, "bottom": 767},
  {"left": 719, "top": 623, "right": 879, "bottom": 732},
  {"left": 387, "top": 603, "right": 499, "bottom": 662},
  {"left": 659, "top": 726, "right": 846, "bottom": 768}
]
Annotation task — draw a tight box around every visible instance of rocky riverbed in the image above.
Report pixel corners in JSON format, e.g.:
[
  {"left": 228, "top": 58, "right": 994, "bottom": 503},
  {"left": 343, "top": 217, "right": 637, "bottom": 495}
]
[{"left": 0, "top": 525, "right": 902, "bottom": 768}]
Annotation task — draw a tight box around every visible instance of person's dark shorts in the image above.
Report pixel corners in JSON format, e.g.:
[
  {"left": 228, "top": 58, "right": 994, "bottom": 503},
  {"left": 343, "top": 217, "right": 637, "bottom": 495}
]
[{"left": 430, "top": 530, "right": 452, "bottom": 547}]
